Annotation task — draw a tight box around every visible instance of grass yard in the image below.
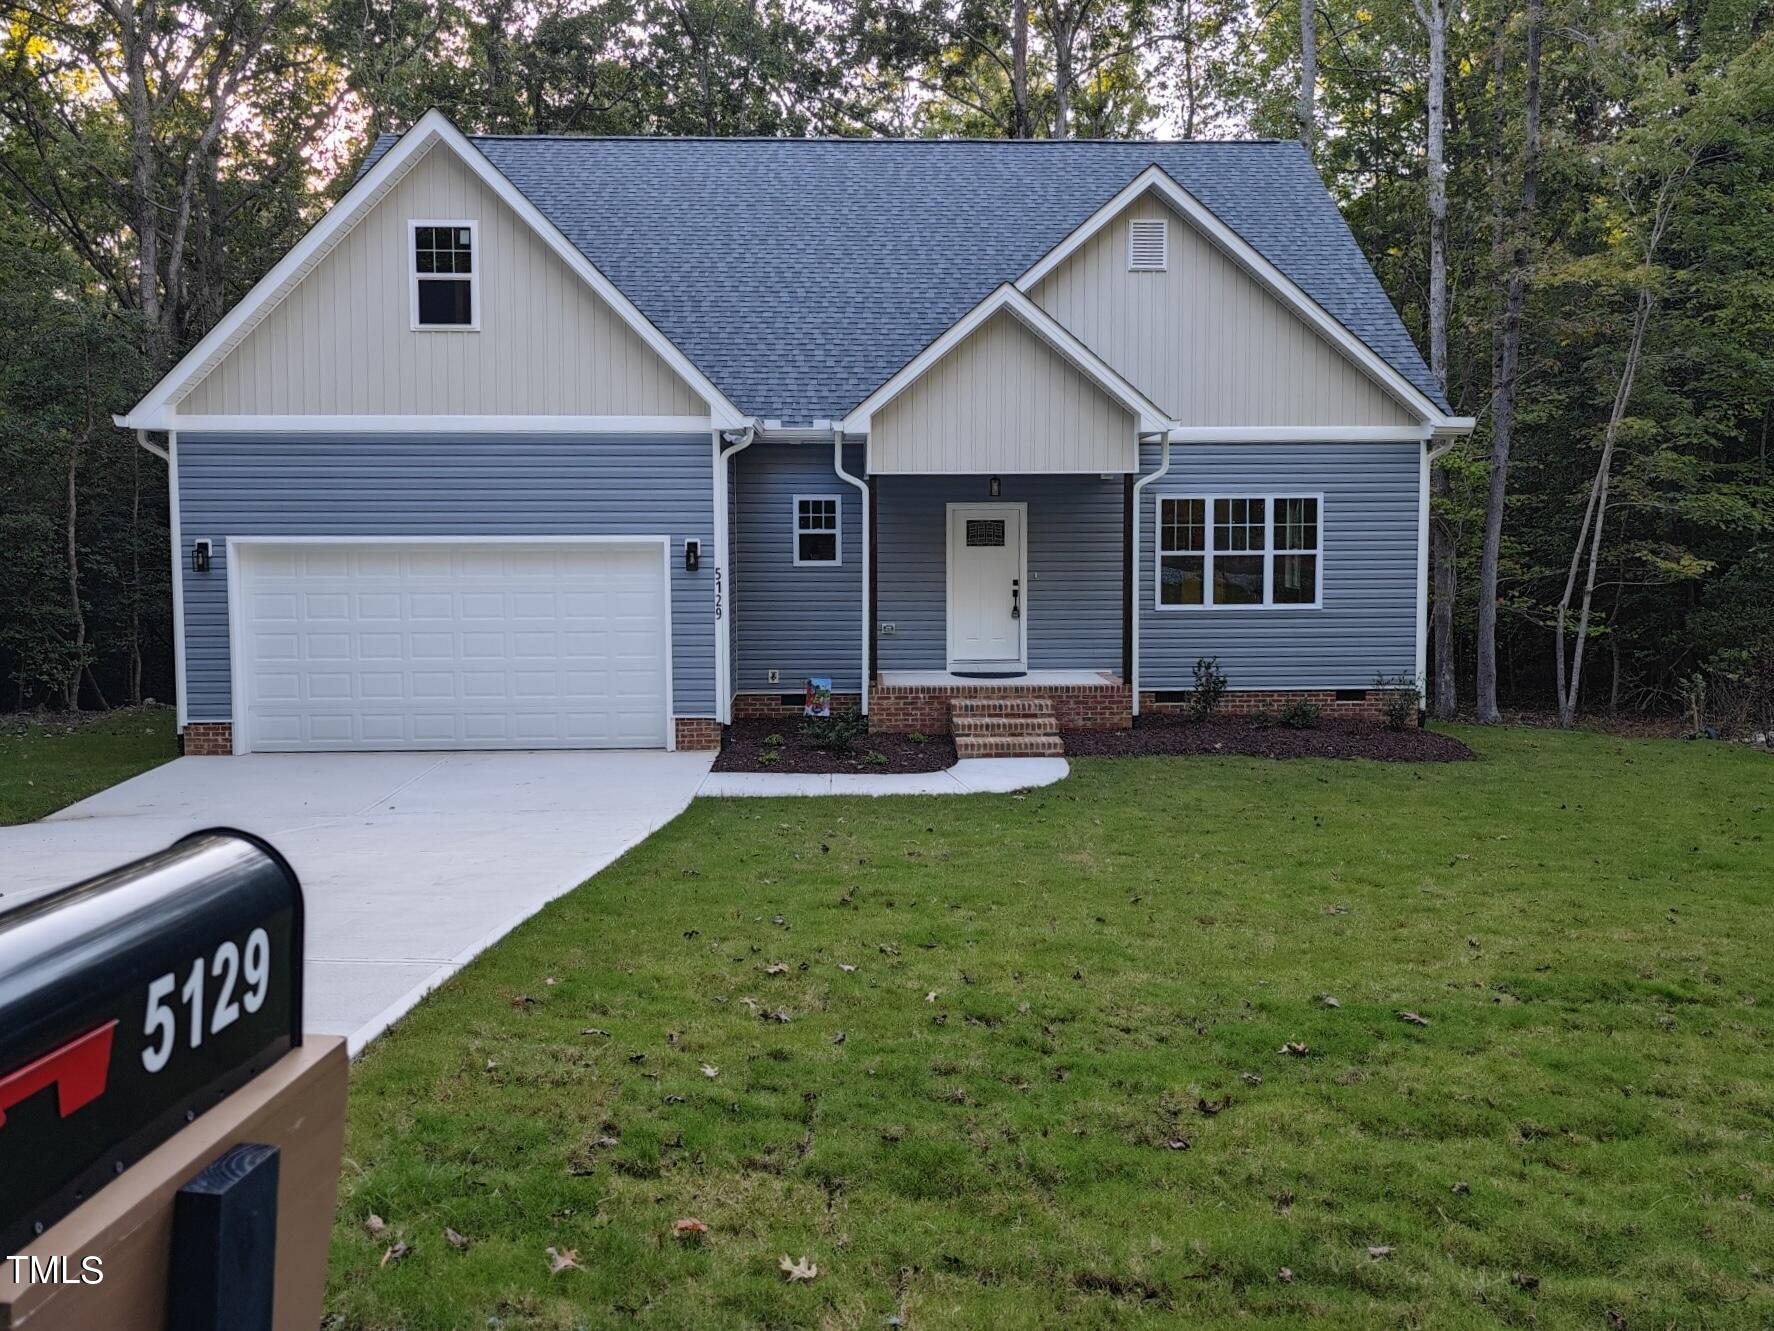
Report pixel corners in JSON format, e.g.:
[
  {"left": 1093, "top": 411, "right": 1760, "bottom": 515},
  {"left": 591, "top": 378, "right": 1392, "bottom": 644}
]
[
  {"left": 0, "top": 706, "right": 176, "bottom": 825},
  {"left": 328, "top": 728, "right": 1773, "bottom": 1330}
]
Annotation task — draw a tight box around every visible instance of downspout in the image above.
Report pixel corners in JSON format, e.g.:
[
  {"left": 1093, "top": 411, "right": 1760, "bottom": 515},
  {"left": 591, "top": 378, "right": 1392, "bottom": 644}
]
[
  {"left": 1129, "top": 429, "right": 1174, "bottom": 719},
  {"left": 135, "top": 428, "right": 169, "bottom": 462},
  {"left": 714, "top": 422, "right": 757, "bottom": 725},
  {"left": 831, "top": 428, "right": 870, "bottom": 716}
]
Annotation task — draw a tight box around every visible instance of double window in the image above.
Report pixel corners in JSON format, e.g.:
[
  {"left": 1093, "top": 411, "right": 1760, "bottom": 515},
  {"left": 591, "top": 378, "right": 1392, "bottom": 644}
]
[
  {"left": 793, "top": 495, "right": 841, "bottom": 565},
  {"left": 1157, "top": 495, "right": 1321, "bottom": 608},
  {"left": 411, "top": 221, "right": 478, "bottom": 329}
]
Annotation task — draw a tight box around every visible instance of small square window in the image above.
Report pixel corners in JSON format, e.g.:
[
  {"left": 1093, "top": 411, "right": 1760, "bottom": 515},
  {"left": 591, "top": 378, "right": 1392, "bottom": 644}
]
[
  {"left": 413, "top": 221, "right": 477, "bottom": 329},
  {"left": 794, "top": 496, "right": 841, "bottom": 565}
]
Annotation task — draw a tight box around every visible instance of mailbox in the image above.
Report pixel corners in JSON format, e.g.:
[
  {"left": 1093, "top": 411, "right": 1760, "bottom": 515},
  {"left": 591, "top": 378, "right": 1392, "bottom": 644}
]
[{"left": 0, "top": 831, "right": 344, "bottom": 1331}]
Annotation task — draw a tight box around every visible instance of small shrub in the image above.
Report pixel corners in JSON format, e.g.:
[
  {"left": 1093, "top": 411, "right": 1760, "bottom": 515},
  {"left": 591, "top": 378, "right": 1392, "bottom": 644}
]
[
  {"left": 757, "top": 749, "right": 780, "bottom": 766},
  {"left": 764, "top": 732, "right": 785, "bottom": 748},
  {"left": 1190, "top": 657, "right": 1229, "bottom": 720},
  {"left": 906, "top": 731, "right": 929, "bottom": 745},
  {"left": 802, "top": 709, "right": 868, "bottom": 753},
  {"left": 1249, "top": 707, "right": 1279, "bottom": 728},
  {"left": 864, "top": 750, "right": 889, "bottom": 768},
  {"left": 1279, "top": 699, "right": 1321, "bottom": 730},
  {"left": 1372, "top": 673, "right": 1423, "bottom": 732}
]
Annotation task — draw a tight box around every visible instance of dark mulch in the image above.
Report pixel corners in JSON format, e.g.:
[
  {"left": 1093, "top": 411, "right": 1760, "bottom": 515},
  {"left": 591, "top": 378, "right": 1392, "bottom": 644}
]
[
  {"left": 714, "top": 718, "right": 957, "bottom": 774},
  {"left": 1063, "top": 713, "right": 1475, "bottom": 762}
]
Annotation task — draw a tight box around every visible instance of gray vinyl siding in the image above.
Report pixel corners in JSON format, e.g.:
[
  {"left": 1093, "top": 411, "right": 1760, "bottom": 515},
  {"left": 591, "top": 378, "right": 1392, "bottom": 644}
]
[
  {"left": 176, "top": 431, "right": 715, "bottom": 720},
  {"left": 732, "top": 439, "right": 865, "bottom": 693},
  {"left": 875, "top": 475, "right": 1123, "bottom": 672},
  {"left": 1137, "top": 441, "right": 1419, "bottom": 689}
]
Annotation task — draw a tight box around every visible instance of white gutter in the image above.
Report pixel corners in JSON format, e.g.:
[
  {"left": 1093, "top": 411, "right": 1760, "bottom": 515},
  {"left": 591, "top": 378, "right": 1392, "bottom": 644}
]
[
  {"left": 135, "top": 428, "right": 169, "bottom": 462},
  {"left": 830, "top": 428, "right": 871, "bottom": 716},
  {"left": 713, "top": 422, "right": 758, "bottom": 724},
  {"left": 1129, "top": 429, "right": 1176, "bottom": 718}
]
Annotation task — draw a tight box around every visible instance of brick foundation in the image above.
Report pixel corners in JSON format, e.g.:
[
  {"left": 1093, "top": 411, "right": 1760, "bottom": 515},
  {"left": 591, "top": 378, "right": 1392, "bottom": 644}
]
[
  {"left": 1139, "top": 689, "right": 1410, "bottom": 724},
  {"left": 674, "top": 716, "right": 723, "bottom": 750},
  {"left": 182, "top": 722, "right": 234, "bottom": 756},
  {"left": 871, "top": 678, "right": 1131, "bottom": 735},
  {"left": 732, "top": 692, "right": 863, "bottom": 721}
]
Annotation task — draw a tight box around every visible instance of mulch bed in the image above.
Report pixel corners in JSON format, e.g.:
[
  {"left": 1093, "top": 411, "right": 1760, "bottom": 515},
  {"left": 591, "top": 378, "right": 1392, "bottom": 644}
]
[
  {"left": 1063, "top": 713, "right": 1475, "bottom": 762},
  {"left": 713, "top": 718, "right": 957, "bottom": 774}
]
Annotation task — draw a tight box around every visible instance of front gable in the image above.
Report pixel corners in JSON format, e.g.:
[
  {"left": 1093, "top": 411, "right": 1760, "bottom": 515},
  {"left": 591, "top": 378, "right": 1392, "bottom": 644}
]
[
  {"left": 176, "top": 145, "right": 706, "bottom": 419},
  {"left": 1025, "top": 181, "right": 1430, "bottom": 431}
]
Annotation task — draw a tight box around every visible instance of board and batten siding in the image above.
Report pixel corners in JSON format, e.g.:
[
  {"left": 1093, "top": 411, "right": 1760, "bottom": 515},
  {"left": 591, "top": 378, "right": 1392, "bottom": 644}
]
[
  {"left": 869, "top": 312, "right": 1137, "bottom": 475},
  {"left": 176, "top": 432, "right": 716, "bottom": 719},
  {"left": 875, "top": 475, "right": 1123, "bottom": 672},
  {"left": 1031, "top": 196, "right": 1418, "bottom": 429},
  {"left": 731, "top": 439, "right": 865, "bottom": 693},
  {"left": 176, "top": 145, "right": 706, "bottom": 418},
  {"left": 1137, "top": 441, "right": 1419, "bottom": 689}
]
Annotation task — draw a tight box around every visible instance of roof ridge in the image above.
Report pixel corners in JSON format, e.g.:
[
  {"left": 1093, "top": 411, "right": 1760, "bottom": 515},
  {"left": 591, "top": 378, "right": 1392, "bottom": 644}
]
[{"left": 464, "top": 133, "right": 1296, "bottom": 146}]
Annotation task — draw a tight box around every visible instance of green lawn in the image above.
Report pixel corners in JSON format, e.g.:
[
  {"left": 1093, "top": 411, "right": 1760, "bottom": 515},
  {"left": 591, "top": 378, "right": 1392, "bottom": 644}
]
[
  {"left": 328, "top": 728, "right": 1773, "bottom": 1330},
  {"left": 0, "top": 706, "right": 176, "bottom": 824}
]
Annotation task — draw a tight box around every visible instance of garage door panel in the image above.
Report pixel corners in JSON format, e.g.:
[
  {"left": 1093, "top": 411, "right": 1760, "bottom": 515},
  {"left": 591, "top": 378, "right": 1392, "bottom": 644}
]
[{"left": 237, "top": 541, "right": 669, "bottom": 752}]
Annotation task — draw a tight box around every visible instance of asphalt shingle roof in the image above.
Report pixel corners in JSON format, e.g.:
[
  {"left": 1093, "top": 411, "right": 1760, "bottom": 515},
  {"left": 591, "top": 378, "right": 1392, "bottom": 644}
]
[{"left": 364, "top": 133, "right": 1448, "bottom": 422}]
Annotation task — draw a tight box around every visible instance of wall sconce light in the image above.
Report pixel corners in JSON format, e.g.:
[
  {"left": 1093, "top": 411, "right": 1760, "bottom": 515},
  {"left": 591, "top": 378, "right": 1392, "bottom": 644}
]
[
  {"left": 684, "top": 538, "right": 701, "bottom": 572},
  {"left": 988, "top": 476, "right": 1001, "bottom": 497},
  {"left": 191, "top": 539, "right": 212, "bottom": 574}
]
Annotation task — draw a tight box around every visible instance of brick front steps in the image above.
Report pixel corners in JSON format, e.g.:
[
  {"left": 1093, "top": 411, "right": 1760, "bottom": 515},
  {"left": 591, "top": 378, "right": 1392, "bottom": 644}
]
[
  {"left": 871, "top": 676, "right": 1131, "bottom": 735},
  {"left": 948, "top": 697, "right": 1064, "bottom": 758}
]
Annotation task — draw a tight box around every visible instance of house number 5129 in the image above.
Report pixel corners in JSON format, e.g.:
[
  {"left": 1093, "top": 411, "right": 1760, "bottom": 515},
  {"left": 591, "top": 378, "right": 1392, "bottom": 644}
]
[{"left": 140, "top": 928, "right": 273, "bottom": 1073}]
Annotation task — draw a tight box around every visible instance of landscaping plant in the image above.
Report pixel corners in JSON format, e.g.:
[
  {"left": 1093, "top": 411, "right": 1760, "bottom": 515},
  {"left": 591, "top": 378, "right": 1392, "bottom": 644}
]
[{"left": 1190, "top": 656, "right": 1228, "bottom": 720}]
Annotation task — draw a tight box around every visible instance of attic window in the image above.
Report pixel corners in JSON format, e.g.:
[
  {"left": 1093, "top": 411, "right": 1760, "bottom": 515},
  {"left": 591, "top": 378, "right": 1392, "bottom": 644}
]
[
  {"left": 1128, "top": 217, "right": 1168, "bottom": 272},
  {"left": 411, "top": 221, "right": 478, "bottom": 330}
]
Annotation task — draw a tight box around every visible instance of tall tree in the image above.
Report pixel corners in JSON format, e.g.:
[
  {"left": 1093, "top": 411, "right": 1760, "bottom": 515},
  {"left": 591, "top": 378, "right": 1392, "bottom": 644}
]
[
  {"left": 1298, "top": 0, "right": 1316, "bottom": 148},
  {"left": 1474, "top": 0, "right": 1543, "bottom": 723}
]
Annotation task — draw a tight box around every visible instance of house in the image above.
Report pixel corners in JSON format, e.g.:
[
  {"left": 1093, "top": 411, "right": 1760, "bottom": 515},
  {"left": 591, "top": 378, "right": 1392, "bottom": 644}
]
[{"left": 119, "top": 110, "right": 1473, "bottom": 757}]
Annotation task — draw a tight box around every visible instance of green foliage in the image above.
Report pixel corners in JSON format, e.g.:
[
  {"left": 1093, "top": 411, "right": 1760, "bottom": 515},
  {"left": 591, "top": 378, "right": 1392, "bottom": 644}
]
[
  {"left": 0, "top": 707, "right": 175, "bottom": 824},
  {"left": 1190, "top": 656, "right": 1228, "bottom": 719},
  {"left": 1373, "top": 672, "right": 1423, "bottom": 732},
  {"left": 801, "top": 708, "right": 869, "bottom": 752},
  {"left": 1278, "top": 698, "right": 1320, "bottom": 729}
]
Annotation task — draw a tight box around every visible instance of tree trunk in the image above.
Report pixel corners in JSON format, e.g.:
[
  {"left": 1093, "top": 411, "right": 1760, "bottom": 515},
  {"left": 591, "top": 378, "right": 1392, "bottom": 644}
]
[
  {"left": 1180, "top": 0, "right": 1197, "bottom": 138},
  {"left": 64, "top": 429, "right": 87, "bottom": 712},
  {"left": 1419, "top": 0, "right": 1455, "bottom": 716},
  {"left": 1475, "top": 0, "right": 1542, "bottom": 724},
  {"left": 1053, "top": 25, "right": 1073, "bottom": 138},
  {"left": 1012, "top": 0, "right": 1030, "bottom": 139},
  {"left": 1299, "top": 0, "right": 1317, "bottom": 149}
]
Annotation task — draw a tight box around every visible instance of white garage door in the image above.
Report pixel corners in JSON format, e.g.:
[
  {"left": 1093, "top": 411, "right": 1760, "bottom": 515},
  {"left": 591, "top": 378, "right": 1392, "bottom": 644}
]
[{"left": 234, "top": 540, "right": 670, "bottom": 752}]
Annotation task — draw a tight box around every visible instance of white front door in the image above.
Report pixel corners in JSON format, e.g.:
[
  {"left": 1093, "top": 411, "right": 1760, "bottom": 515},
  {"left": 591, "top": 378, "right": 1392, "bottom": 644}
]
[{"left": 946, "top": 504, "right": 1026, "bottom": 669}]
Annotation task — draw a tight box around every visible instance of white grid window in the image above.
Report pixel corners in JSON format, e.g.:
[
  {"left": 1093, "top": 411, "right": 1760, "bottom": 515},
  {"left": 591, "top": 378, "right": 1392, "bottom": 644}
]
[
  {"left": 793, "top": 495, "right": 841, "bottom": 566},
  {"left": 1158, "top": 495, "right": 1321, "bottom": 609},
  {"left": 411, "top": 221, "right": 478, "bottom": 329}
]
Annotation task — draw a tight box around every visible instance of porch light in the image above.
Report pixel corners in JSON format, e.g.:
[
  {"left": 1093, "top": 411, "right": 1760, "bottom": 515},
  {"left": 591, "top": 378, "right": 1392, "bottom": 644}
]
[{"left": 191, "top": 539, "right": 211, "bottom": 574}]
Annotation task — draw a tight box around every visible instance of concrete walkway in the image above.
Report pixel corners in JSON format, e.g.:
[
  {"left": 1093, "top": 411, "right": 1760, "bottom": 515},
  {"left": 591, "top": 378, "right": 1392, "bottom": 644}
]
[
  {"left": 0, "top": 750, "right": 712, "bottom": 1053},
  {"left": 697, "top": 756, "right": 1068, "bottom": 797}
]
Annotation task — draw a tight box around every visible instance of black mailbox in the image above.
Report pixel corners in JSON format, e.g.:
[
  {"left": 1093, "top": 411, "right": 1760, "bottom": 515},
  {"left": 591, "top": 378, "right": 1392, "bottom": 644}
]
[{"left": 0, "top": 829, "right": 303, "bottom": 1255}]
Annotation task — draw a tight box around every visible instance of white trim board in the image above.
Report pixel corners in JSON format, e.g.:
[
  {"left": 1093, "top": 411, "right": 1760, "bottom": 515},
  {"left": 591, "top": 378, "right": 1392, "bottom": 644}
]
[
  {"left": 840, "top": 284, "right": 1176, "bottom": 436},
  {"left": 1015, "top": 165, "right": 1474, "bottom": 435},
  {"left": 223, "top": 534, "right": 677, "bottom": 755},
  {"left": 163, "top": 415, "right": 714, "bottom": 435},
  {"left": 119, "top": 110, "right": 749, "bottom": 431}
]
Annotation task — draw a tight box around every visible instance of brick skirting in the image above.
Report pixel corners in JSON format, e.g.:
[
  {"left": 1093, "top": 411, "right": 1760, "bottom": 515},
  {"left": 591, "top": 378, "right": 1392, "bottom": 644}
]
[
  {"left": 182, "top": 722, "right": 234, "bottom": 756},
  {"left": 732, "top": 692, "right": 863, "bottom": 721},
  {"left": 1139, "top": 689, "right": 1408, "bottom": 724},
  {"left": 872, "top": 679, "right": 1132, "bottom": 735},
  {"left": 674, "top": 716, "right": 723, "bottom": 750}
]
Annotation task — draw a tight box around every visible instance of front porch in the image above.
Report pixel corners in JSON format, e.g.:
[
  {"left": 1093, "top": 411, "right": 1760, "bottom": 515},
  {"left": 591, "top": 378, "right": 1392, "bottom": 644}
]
[{"left": 871, "top": 669, "right": 1132, "bottom": 739}]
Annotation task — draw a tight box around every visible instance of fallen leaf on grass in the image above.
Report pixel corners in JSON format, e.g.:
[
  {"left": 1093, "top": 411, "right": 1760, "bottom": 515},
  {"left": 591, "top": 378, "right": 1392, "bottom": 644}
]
[
  {"left": 1241, "top": 1072, "right": 1264, "bottom": 1087},
  {"left": 1324, "top": 904, "right": 1348, "bottom": 915},
  {"left": 511, "top": 994, "right": 537, "bottom": 1009},
  {"left": 838, "top": 963, "right": 857, "bottom": 973},
  {"left": 364, "top": 1214, "right": 388, "bottom": 1237},
  {"left": 444, "top": 1227, "right": 470, "bottom": 1251},
  {"left": 547, "top": 1246, "right": 581, "bottom": 1274},
  {"left": 1164, "top": 1137, "right": 1191, "bottom": 1151},
  {"left": 832, "top": 1031, "right": 846, "bottom": 1044},
  {"left": 673, "top": 1218, "right": 709, "bottom": 1243},
  {"left": 544, "top": 976, "right": 557, "bottom": 986},
  {"left": 1510, "top": 1271, "right": 1539, "bottom": 1292},
  {"left": 763, "top": 962, "right": 790, "bottom": 975},
  {"left": 1399, "top": 1011, "right": 1431, "bottom": 1027},
  {"left": 380, "top": 1242, "right": 411, "bottom": 1267},
  {"left": 879, "top": 944, "right": 899, "bottom": 956},
  {"left": 581, "top": 1027, "right": 610, "bottom": 1038},
  {"left": 1196, "top": 1097, "right": 1230, "bottom": 1116},
  {"left": 1279, "top": 1042, "right": 1311, "bottom": 1057},
  {"left": 739, "top": 996, "right": 761, "bottom": 1012},
  {"left": 1451, "top": 1181, "right": 1470, "bottom": 1196},
  {"left": 925, "top": 991, "right": 939, "bottom": 1003},
  {"left": 1605, "top": 1311, "right": 1628, "bottom": 1330},
  {"left": 764, "top": 1008, "right": 793, "bottom": 1024},
  {"left": 1321, "top": 995, "right": 1341, "bottom": 1008},
  {"left": 779, "top": 1254, "right": 819, "bottom": 1282},
  {"left": 1367, "top": 1246, "right": 1394, "bottom": 1260},
  {"left": 1277, "top": 1267, "right": 1294, "bottom": 1284},
  {"left": 701, "top": 1063, "right": 720, "bottom": 1078}
]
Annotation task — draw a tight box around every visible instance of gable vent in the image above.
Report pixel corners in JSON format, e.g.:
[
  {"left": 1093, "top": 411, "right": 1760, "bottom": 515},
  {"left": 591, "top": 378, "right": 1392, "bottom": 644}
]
[{"left": 1128, "top": 217, "right": 1168, "bottom": 271}]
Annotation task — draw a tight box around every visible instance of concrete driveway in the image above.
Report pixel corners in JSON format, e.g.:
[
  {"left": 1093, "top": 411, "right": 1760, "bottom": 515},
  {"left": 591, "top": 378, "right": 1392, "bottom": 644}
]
[{"left": 0, "top": 750, "right": 712, "bottom": 1052}]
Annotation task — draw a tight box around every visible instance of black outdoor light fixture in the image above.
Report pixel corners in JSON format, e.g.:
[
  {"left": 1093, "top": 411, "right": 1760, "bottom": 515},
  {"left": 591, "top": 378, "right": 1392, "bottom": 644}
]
[
  {"left": 191, "top": 539, "right": 212, "bottom": 573},
  {"left": 684, "top": 538, "right": 701, "bottom": 572},
  {"left": 989, "top": 476, "right": 1002, "bottom": 497}
]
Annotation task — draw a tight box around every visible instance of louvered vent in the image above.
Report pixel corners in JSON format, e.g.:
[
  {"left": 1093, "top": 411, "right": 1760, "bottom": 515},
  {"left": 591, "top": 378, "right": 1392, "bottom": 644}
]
[{"left": 1128, "top": 217, "right": 1168, "bottom": 271}]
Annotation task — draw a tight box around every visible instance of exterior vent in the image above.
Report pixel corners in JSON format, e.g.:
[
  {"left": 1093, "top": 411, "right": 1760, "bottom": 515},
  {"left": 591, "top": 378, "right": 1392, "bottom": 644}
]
[{"left": 1128, "top": 218, "right": 1168, "bottom": 271}]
